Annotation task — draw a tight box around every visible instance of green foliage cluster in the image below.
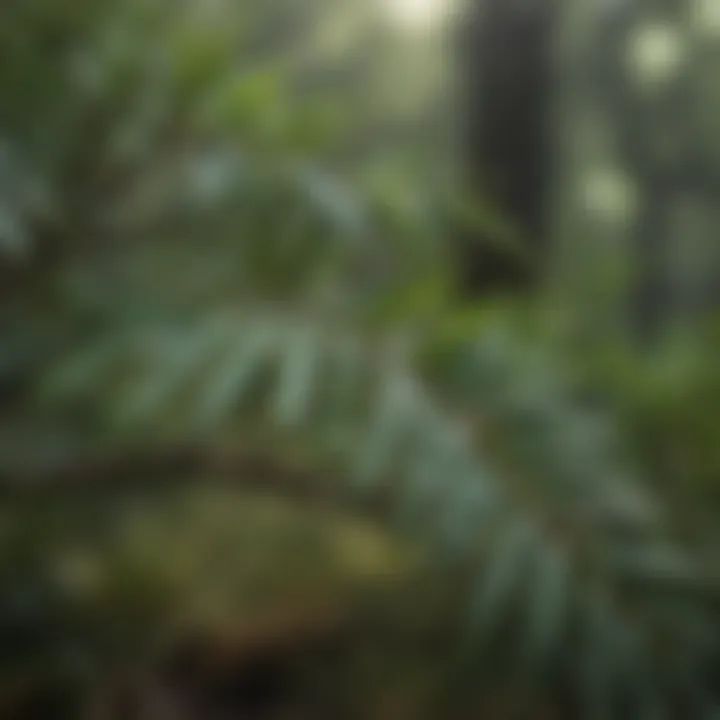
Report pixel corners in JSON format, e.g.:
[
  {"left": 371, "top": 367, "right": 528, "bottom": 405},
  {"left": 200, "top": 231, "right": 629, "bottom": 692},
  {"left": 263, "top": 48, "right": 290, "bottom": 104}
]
[{"left": 0, "top": 0, "right": 718, "bottom": 717}]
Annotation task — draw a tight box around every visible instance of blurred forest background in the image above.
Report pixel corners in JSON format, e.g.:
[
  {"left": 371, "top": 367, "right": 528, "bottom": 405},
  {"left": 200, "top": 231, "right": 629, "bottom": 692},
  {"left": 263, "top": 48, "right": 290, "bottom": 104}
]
[{"left": 1, "top": 0, "right": 719, "bottom": 718}]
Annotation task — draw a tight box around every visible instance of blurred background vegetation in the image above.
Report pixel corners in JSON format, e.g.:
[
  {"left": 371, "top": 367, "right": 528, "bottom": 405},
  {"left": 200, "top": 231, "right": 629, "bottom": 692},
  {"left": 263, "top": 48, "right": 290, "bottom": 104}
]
[{"left": 0, "top": 0, "right": 719, "bottom": 718}]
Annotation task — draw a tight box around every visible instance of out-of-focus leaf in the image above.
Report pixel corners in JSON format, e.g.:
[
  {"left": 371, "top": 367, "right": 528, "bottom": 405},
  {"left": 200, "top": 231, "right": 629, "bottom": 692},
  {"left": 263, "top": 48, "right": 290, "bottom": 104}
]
[
  {"left": 273, "top": 324, "right": 318, "bottom": 427},
  {"left": 0, "top": 203, "right": 29, "bottom": 259},
  {"left": 353, "top": 373, "right": 417, "bottom": 491},
  {"left": 438, "top": 476, "right": 499, "bottom": 558},
  {"left": 209, "top": 67, "right": 287, "bottom": 137},
  {"left": 580, "top": 597, "right": 623, "bottom": 720},
  {"left": 523, "top": 545, "right": 570, "bottom": 669},
  {"left": 295, "top": 164, "right": 366, "bottom": 239},
  {"left": 39, "top": 339, "right": 121, "bottom": 401},
  {"left": 195, "top": 322, "right": 279, "bottom": 427},
  {"left": 467, "top": 519, "right": 535, "bottom": 647},
  {"left": 113, "top": 321, "right": 225, "bottom": 424}
]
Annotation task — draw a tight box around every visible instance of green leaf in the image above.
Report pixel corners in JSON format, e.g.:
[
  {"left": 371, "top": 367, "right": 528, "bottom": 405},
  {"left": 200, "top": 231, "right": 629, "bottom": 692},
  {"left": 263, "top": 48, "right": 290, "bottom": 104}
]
[
  {"left": 523, "top": 545, "right": 570, "bottom": 670},
  {"left": 353, "top": 373, "right": 417, "bottom": 491},
  {"left": 295, "top": 165, "right": 365, "bottom": 239},
  {"left": 467, "top": 519, "right": 535, "bottom": 648},
  {"left": 439, "top": 476, "right": 500, "bottom": 558},
  {"left": 0, "top": 202, "right": 30, "bottom": 259},
  {"left": 115, "top": 321, "right": 224, "bottom": 424},
  {"left": 328, "top": 334, "right": 365, "bottom": 413},
  {"left": 422, "top": 418, "right": 500, "bottom": 554},
  {"left": 195, "top": 322, "right": 279, "bottom": 426},
  {"left": 398, "top": 410, "right": 450, "bottom": 528},
  {"left": 272, "top": 325, "right": 318, "bottom": 427},
  {"left": 580, "top": 597, "right": 623, "bottom": 720},
  {"left": 40, "top": 338, "right": 120, "bottom": 400}
]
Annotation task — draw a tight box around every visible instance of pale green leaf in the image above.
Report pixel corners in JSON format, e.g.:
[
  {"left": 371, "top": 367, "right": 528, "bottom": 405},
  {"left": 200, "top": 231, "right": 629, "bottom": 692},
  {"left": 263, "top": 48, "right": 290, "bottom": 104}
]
[
  {"left": 467, "top": 519, "right": 535, "bottom": 647},
  {"left": 273, "top": 325, "right": 318, "bottom": 427},
  {"left": 353, "top": 373, "right": 417, "bottom": 491}
]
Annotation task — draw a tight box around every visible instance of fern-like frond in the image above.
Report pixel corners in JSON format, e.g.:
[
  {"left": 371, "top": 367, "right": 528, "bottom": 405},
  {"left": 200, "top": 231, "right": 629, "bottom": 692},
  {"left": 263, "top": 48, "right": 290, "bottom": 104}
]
[{"left": 37, "top": 308, "right": 720, "bottom": 717}]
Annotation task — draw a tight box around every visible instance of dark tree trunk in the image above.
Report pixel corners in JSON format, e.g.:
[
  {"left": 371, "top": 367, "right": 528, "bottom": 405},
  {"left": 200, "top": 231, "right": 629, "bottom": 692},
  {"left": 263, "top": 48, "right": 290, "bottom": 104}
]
[{"left": 455, "top": 0, "right": 559, "bottom": 297}]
